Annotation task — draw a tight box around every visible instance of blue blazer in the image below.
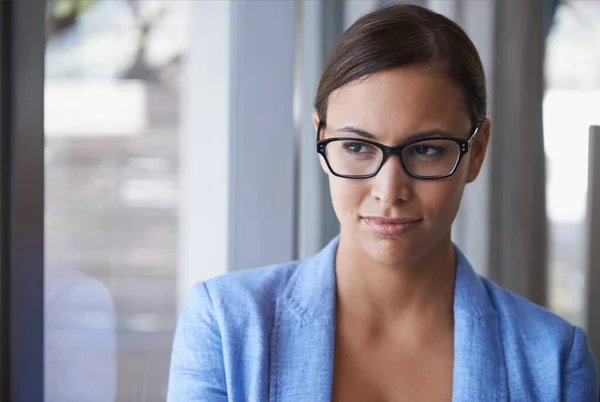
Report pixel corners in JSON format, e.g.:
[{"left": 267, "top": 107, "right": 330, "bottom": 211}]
[{"left": 168, "top": 236, "right": 599, "bottom": 401}]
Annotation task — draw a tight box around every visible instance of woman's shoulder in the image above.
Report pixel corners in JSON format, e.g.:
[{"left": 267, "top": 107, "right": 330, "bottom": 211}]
[
  {"left": 481, "top": 275, "right": 573, "bottom": 334},
  {"left": 182, "top": 260, "right": 303, "bottom": 321},
  {"left": 480, "top": 276, "right": 598, "bottom": 389}
]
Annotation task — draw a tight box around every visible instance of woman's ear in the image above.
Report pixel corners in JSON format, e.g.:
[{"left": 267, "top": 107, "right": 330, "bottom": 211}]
[
  {"left": 312, "top": 112, "right": 320, "bottom": 137},
  {"left": 466, "top": 117, "right": 491, "bottom": 183},
  {"left": 312, "top": 112, "right": 330, "bottom": 175}
]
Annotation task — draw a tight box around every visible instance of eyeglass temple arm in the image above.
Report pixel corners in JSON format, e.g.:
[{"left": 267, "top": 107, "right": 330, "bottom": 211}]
[
  {"left": 467, "top": 123, "right": 481, "bottom": 148},
  {"left": 316, "top": 121, "right": 325, "bottom": 142}
]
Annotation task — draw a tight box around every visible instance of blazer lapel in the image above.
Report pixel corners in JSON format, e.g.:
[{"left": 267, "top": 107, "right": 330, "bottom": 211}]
[
  {"left": 269, "top": 237, "right": 338, "bottom": 402},
  {"left": 452, "top": 247, "right": 509, "bottom": 401}
]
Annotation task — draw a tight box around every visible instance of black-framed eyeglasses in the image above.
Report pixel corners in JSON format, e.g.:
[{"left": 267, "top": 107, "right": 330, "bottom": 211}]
[{"left": 316, "top": 121, "right": 480, "bottom": 180}]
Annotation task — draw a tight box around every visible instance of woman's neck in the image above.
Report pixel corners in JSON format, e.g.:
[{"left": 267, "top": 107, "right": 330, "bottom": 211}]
[{"left": 334, "top": 233, "right": 456, "bottom": 339}]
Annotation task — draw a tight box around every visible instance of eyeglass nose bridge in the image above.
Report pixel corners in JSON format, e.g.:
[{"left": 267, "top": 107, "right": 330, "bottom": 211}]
[{"left": 374, "top": 144, "right": 411, "bottom": 176}]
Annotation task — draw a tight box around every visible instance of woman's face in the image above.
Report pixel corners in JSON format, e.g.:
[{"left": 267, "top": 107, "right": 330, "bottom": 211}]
[{"left": 314, "top": 67, "right": 490, "bottom": 267}]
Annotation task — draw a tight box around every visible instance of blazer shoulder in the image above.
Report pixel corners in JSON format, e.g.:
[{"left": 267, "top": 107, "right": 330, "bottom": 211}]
[
  {"left": 481, "top": 276, "right": 578, "bottom": 356},
  {"left": 202, "top": 260, "right": 302, "bottom": 310},
  {"left": 480, "top": 276, "right": 598, "bottom": 398},
  {"left": 483, "top": 277, "right": 572, "bottom": 331}
]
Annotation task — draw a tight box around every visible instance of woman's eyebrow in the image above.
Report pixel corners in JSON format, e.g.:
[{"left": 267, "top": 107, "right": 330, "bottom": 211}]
[
  {"left": 334, "top": 125, "right": 377, "bottom": 139},
  {"left": 404, "top": 130, "right": 450, "bottom": 141},
  {"left": 334, "top": 126, "right": 453, "bottom": 141}
]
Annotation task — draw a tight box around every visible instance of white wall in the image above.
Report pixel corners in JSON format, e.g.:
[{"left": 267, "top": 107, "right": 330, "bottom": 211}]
[{"left": 178, "top": 0, "right": 297, "bottom": 308}]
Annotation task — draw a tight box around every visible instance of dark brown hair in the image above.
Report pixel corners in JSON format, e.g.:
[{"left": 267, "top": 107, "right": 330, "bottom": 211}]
[{"left": 314, "top": 4, "right": 487, "bottom": 127}]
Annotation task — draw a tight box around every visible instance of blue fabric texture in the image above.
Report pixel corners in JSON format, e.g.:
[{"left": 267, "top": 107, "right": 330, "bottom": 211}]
[{"left": 168, "top": 236, "right": 599, "bottom": 401}]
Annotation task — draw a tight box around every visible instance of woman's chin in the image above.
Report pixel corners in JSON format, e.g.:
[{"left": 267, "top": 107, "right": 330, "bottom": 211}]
[{"left": 358, "top": 234, "right": 424, "bottom": 267}]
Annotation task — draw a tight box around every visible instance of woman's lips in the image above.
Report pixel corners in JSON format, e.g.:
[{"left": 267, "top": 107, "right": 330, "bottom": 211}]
[{"left": 361, "top": 216, "right": 423, "bottom": 236}]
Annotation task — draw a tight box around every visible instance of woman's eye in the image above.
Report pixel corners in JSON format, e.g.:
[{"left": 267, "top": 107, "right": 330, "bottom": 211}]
[
  {"left": 343, "top": 142, "right": 373, "bottom": 153},
  {"left": 411, "top": 145, "right": 442, "bottom": 156}
]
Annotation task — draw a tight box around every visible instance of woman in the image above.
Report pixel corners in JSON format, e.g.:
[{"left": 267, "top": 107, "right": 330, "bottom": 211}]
[{"left": 168, "top": 4, "right": 598, "bottom": 401}]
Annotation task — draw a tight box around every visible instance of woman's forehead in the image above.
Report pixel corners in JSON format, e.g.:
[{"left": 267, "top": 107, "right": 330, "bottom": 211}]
[{"left": 326, "top": 68, "right": 470, "bottom": 135}]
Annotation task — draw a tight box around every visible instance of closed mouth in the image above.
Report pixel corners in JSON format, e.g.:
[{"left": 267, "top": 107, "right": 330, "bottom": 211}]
[{"left": 361, "top": 216, "right": 423, "bottom": 236}]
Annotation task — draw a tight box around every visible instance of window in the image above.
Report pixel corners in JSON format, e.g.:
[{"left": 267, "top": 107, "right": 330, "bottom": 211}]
[
  {"left": 45, "top": 1, "right": 187, "bottom": 399},
  {"left": 544, "top": 1, "right": 600, "bottom": 327}
]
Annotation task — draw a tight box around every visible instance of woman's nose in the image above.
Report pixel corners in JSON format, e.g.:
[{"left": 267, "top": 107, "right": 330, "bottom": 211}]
[{"left": 369, "top": 155, "right": 413, "bottom": 205}]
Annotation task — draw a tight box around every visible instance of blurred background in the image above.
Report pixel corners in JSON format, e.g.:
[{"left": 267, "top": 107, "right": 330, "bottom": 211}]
[{"left": 40, "top": 0, "right": 599, "bottom": 400}]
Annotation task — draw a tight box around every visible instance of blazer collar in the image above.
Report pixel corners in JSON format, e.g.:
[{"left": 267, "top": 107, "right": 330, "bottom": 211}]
[
  {"left": 270, "top": 236, "right": 508, "bottom": 401},
  {"left": 268, "top": 237, "right": 338, "bottom": 402},
  {"left": 280, "top": 236, "right": 338, "bottom": 325},
  {"left": 452, "top": 247, "right": 509, "bottom": 401}
]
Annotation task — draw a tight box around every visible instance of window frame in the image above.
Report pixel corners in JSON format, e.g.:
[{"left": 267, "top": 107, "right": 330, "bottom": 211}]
[{"left": 0, "top": 1, "right": 46, "bottom": 401}]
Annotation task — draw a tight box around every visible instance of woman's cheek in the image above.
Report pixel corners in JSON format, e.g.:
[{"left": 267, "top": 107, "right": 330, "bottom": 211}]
[
  {"left": 422, "top": 180, "right": 465, "bottom": 225},
  {"left": 329, "top": 178, "right": 366, "bottom": 219}
]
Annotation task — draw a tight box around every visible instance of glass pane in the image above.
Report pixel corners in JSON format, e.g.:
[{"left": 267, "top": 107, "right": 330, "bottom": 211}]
[
  {"left": 402, "top": 140, "right": 460, "bottom": 177},
  {"left": 544, "top": 1, "right": 600, "bottom": 327},
  {"left": 326, "top": 140, "right": 383, "bottom": 176},
  {"left": 45, "top": 1, "right": 188, "bottom": 400}
]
